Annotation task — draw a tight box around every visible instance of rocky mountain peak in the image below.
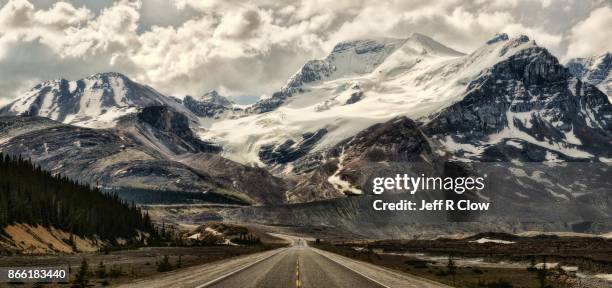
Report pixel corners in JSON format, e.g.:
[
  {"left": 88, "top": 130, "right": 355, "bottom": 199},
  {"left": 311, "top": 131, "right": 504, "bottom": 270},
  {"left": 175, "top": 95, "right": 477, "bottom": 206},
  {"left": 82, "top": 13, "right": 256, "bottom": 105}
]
[
  {"left": 486, "top": 33, "right": 509, "bottom": 45},
  {"left": 250, "top": 34, "right": 462, "bottom": 113},
  {"left": 183, "top": 90, "right": 236, "bottom": 118},
  {"left": 0, "top": 71, "right": 183, "bottom": 128},
  {"left": 425, "top": 43, "right": 611, "bottom": 162},
  {"left": 86, "top": 71, "right": 130, "bottom": 81},
  {"left": 567, "top": 52, "right": 611, "bottom": 99},
  {"left": 198, "top": 90, "right": 233, "bottom": 106}
]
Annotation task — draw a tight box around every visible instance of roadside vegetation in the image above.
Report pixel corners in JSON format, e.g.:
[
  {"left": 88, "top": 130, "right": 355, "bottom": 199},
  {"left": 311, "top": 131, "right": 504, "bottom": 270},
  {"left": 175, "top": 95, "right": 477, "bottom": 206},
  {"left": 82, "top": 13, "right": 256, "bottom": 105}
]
[{"left": 312, "top": 234, "right": 612, "bottom": 288}]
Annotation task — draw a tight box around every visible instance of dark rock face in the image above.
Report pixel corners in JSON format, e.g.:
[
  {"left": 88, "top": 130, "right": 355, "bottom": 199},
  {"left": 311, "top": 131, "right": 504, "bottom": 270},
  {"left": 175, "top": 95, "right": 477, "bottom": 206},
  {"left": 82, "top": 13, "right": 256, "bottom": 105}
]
[
  {"left": 486, "top": 33, "right": 509, "bottom": 45},
  {"left": 259, "top": 128, "right": 328, "bottom": 165},
  {"left": 130, "top": 105, "right": 221, "bottom": 154},
  {"left": 424, "top": 46, "right": 612, "bottom": 161},
  {"left": 183, "top": 91, "right": 238, "bottom": 118},
  {"left": 345, "top": 91, "right": 363, "bottom": 105},
  {"left": 333, "top": 117, "right": 432, "bottom": 161},
  {"left": 248, "top": 92, "right": 285, "bottom": 113},
  {"left": 249, "top": 60, "right": 334, "bottom": 113},
  {"left": 138, "top": 106, "right": 192, "bottom": 138},
  {"left": 183, "top": 95, "right": 226, "bottom": 117},
  {"left": 567, "top": 52, "right": 611, "bottom": 96},
  {"left": 287, "top": 60, "right": 335, "bottom": 88}
]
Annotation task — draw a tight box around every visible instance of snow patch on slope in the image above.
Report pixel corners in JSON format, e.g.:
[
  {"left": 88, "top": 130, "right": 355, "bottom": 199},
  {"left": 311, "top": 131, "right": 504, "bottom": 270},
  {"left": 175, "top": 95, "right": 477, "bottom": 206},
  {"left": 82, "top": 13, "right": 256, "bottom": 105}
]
[{"left": 327, "top": 150, "right": 363, "bottom": 195}]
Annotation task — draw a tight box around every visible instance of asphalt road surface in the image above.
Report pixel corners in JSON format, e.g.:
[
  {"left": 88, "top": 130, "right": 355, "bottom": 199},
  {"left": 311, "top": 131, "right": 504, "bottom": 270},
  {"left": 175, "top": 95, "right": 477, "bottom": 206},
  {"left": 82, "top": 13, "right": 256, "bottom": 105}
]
[{"left": 123, "top": 238, "right": 450, "bottom": 288}]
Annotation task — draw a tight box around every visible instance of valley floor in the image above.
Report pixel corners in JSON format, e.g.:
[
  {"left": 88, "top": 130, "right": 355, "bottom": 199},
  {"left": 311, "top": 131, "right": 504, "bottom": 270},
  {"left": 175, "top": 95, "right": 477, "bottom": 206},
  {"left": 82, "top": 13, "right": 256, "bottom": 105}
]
[
  {"left": 313, "top": 237, "right": 612, "bottom": 288},
  {"left": 0, "top": 245, "right": 277, "bottom": 287}
]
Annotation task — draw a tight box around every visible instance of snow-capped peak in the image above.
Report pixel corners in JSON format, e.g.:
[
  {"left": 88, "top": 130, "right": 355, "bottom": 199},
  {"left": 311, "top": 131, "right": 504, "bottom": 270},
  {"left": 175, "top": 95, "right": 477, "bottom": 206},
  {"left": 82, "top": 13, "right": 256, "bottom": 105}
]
[
  {"left": 406, "top": 33, "right": 465, "bottom": 56},
  {"left": 182, "top": 90, "right": 240, "bottom": 118},
  {"left": 0, "top": 72, "right": 184, "bottom": 128},
  {"left": 308, "top": 35, "right": 463, "bottom": 83},
  {"left": 86, "top": 71, "right": 129, "bottom": 81},
  {"left": 195, "top": 90, "right": 234, "bottom": 107},
  {"left": 249, "top": 34, "right": 465, "bottom": 113},
  {"left": 286, "top": 34, "right": 465, "bottom": 88},
  {"left": 287, "top": 37, "right": 407, "bottom": 86}
]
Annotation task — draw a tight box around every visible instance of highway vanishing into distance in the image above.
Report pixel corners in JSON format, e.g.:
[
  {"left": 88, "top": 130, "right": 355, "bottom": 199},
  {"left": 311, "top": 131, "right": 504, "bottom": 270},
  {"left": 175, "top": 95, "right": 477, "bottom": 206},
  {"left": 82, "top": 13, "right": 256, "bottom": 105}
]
[{"left": 123, "top": 237, "right": 449, "bottom": 288}]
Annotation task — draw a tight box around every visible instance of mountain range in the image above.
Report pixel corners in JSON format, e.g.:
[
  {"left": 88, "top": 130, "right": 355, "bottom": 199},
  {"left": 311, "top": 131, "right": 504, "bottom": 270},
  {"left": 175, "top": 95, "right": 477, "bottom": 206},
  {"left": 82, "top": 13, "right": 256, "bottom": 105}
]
[{"left": 1, "top": 33, "right": 610, "bottom": 237}]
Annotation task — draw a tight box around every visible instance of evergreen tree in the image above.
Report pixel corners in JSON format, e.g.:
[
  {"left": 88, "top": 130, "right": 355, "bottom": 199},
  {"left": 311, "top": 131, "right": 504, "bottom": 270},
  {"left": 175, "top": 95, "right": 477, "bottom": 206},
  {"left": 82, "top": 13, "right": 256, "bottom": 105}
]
[
  {"left": 0, "top": 153, "right": 158, "bottom": 242},
  {"left": 447, "top": 254, "right": 457, "bottom": 275},
  {"left": 447, "top": 254, "right": 457, "bottom": 286},
  {"left": 74, "top": 258, "right": 89, "bottom": 287},
  {"left": 176, "top": 255, "right": 182, "bottom": 268}
]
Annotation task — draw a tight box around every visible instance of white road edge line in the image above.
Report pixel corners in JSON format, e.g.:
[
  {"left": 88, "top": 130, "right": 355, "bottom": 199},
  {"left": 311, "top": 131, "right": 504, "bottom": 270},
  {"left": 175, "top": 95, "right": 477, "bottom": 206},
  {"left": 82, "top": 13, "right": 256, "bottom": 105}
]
[
  {"left": 310, "top": 248, "right": 392, "bottom": 288},
  {"left": 311, "top": 247, "right": 451, "bottom": 288},
  {"left": 195, "top": 248, "right": 287, "bottom": 288}
]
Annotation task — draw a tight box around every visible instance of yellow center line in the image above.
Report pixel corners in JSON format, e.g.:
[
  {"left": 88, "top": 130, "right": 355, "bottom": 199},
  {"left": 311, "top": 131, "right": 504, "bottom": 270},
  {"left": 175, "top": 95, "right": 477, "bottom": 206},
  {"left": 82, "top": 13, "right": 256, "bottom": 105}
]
[{"left": 296, "top": 258, "right": 301, "bottom": 288}]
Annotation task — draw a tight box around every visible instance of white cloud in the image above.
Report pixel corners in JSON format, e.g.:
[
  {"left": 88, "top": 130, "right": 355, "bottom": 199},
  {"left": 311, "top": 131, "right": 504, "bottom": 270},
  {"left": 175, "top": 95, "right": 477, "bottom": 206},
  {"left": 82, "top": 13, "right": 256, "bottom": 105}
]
[
  {"left": 34, "top": 2, "right": 91, "bottom": 29},
  {"left": 57, "top": 0, "right": 141, "bottom": 58},
  {"left": 0, "top": 0, "right": 608, "bottom": 104},
  {"left": 565, "top": 6, "right": 612, "bottom": 60},
  {"left": 0, "top": 0, "right": 35, "bottom": 29}
]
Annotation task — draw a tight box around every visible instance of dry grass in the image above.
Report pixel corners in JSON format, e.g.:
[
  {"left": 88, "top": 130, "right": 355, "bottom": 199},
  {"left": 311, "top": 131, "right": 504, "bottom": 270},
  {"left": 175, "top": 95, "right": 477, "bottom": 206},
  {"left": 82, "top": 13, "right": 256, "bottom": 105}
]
[{"left": 1, "top": 224, "right": 101, "bottom": 254}]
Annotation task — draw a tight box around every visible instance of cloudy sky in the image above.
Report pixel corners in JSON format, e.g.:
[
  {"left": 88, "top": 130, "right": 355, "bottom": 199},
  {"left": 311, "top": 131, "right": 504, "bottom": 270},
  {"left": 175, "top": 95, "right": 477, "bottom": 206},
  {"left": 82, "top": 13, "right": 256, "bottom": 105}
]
[{"left": 0, "top": 0, "right": 610, "bottom": 105}]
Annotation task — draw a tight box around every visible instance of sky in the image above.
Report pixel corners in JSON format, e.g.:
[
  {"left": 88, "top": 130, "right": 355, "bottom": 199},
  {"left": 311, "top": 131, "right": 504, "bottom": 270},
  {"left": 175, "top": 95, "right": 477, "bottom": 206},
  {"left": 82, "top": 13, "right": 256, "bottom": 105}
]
[{"left": 0, "top": 0, "right": 610, "bottom": 105}]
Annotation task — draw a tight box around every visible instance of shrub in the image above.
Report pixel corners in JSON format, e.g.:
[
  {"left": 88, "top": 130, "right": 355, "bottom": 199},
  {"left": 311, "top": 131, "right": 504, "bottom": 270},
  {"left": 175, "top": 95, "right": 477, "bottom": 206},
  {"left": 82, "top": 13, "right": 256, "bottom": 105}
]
[
  {"left": 157, "top": 255, "right": 174, "bottom": 272},
  {"left": 108, "top": 265, "right": 123, "bottom": 278},
  {"left": 74, "top": 259, "right": 89, "bottom": 287},
  {"left": 95, "top": 261, "right": 107, "bottom": 278}
]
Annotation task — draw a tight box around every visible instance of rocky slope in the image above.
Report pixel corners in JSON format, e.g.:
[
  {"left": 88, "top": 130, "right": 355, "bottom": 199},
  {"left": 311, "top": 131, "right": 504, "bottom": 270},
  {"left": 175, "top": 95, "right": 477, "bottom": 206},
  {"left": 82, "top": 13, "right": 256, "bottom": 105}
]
[
  {"left": 0, "top": 115, "right": 286, "bottom": 205},
  {"left": 117, "top": 105, "right": 221, "bottom": 156},
  {"left": 424, "top": 38, "right": 612, "bottom": 162},
  {"left": 287, "top": 117, "right": 445, "bottom": 202},
  {"left": 567, "top": 52, "right": 611, "bottom": 101}
]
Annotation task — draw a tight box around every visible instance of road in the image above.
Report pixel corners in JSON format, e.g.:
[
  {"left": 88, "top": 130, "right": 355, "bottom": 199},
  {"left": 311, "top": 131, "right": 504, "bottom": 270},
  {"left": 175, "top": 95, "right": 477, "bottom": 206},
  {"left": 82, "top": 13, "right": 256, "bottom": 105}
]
[{"left": 122, "top": 238, "right": 450, "bottom": 288}]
